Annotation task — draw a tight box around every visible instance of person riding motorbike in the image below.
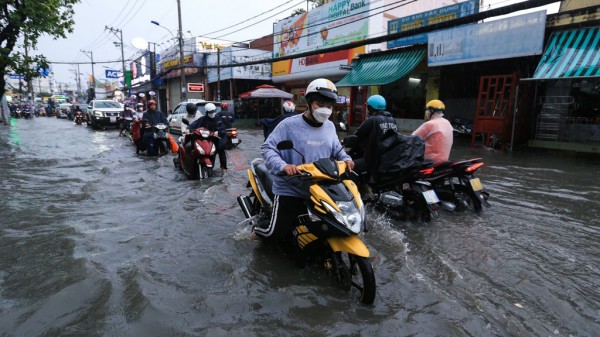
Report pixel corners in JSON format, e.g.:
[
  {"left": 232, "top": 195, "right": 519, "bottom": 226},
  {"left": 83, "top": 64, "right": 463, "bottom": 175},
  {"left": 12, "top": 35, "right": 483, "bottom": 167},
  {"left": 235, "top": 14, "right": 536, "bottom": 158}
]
[
  {"left": 141, "top": 100, "right": 168, "bottom": 152},
  {"left": 253, "top": 78, "right": 354, "bottom": 243},
  {"left": 261, "top": 100, "right": 297, "bottom": 140},
  {"left": 412, "top": 99, "right": 453, "bottom": 164},
  {"left": 218, "top": 102, "right": 235, "bottom": 129},
  {"left": 352, "top": 95, "right": 398, "bottom": 186},
  {"left": 187, "top": 103, "right": 228, "bottom": 172},
  {"left": 135, "top": 103, "right": 144, "bottom": 120},
  {"left": 181, "top": 102, "right": 201, "bottom": 135},
  {"left": 119, "top": 103, "right": 134, "bottom": 136}
]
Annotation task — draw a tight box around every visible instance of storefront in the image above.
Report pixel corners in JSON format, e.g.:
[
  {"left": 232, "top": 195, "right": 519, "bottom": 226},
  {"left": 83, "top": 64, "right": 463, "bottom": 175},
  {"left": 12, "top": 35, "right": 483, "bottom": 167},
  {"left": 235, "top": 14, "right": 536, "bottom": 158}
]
[{"left": 522, "top": 26, "right": 600, "bottom": 152}]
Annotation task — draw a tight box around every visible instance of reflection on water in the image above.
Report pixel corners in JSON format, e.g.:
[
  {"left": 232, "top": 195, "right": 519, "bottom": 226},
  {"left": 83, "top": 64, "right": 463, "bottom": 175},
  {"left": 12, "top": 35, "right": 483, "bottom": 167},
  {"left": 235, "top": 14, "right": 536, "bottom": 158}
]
[{"left": 0, "top": 118, "right": 599, "bottom": 336}]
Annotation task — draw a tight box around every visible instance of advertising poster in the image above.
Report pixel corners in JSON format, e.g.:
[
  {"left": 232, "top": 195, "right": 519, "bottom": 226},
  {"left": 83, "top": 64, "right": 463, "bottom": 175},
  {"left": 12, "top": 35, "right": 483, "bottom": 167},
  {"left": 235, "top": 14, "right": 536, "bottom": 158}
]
[{"left": 273, "top": 0, "right": 372, "bottom": 58}]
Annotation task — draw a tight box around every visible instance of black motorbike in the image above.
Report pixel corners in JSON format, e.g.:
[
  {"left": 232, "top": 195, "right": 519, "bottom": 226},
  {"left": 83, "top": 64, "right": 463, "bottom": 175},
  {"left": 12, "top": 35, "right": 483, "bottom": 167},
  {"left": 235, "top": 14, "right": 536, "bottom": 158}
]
[
  {"left": 451, "top": 118, "right": 473, "bottom": 137},
  {"left": 225, "top": 128, "right": 240, "bottom": 149},
  {"left": 344, "top": 134, "right": 441, "bottom": 223},
  {"left": 138, "top": 123, "right": 170, "bottom": 156},
  {"left": 424, "top": 158, "right": 491, "bottom": 214}
]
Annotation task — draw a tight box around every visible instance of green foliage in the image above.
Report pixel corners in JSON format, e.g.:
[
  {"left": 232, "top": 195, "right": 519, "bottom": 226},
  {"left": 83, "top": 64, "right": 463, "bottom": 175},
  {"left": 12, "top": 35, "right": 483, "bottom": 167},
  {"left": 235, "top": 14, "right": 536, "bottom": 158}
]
[
  {"left": 291, "top": 0, "right": 327, "bottom": 17},
  {"left": 0, "top": 0, "right": 80, "bottom": 90}
]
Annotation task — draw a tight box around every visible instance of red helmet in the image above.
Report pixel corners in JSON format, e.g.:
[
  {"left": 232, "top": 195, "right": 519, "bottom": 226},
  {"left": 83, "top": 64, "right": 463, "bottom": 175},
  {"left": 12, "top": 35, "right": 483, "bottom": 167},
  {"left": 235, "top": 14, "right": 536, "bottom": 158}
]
[
  {"left": 148, "top": 99, "right": 157, "bottom": 105},
  {"left": 221, "top": 102, "right": 229, "bottom": 108}
]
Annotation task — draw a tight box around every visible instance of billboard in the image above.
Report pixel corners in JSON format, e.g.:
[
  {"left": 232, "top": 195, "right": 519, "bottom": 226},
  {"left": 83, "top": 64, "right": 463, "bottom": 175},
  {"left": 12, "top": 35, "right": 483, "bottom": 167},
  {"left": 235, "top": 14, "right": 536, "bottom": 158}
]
[
  {"left": 428, "top": 11, "right": 546, "bottom": 66},
  {"left": 130, "top": 53, "right": 151, "bottom": 86},
  {"left": 206, "top": 47, "right": 271, "bottom": 83},
  {"left": 273, "top": 0, "right": 373, "bottom": 58}
]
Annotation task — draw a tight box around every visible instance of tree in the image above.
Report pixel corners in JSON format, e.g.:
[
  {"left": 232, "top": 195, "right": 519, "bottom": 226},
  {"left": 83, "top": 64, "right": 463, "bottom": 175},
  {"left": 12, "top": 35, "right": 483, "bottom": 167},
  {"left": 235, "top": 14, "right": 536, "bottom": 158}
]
[
  {"left": 291, "top": 0, "right": 328, "bottom": 17},
  {"left": 0, "top": 0, "right": 79, "bottom": 96}
]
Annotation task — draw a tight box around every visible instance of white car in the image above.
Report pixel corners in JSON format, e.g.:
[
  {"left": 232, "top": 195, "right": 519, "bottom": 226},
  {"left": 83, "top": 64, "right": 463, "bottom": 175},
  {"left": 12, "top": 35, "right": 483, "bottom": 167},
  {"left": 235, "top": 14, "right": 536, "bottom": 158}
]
[
  {"left": 168, "top": 100, "right": 222, "bottom": 135},
  {"left": 86, "top": 100, "right": 123, "bottom": 130}
]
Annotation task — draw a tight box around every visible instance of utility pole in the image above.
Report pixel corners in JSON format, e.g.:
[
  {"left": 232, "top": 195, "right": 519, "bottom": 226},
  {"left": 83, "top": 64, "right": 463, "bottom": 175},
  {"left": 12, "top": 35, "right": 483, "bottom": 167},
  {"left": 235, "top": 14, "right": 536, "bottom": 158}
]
[
  {"left": 105, "top": 26, "right": 127, "bottom": 97},
  {"left": 24, "top": 36, "right": 34, "bottom": 106},
  {"left": 81, "top": 49, "right": 96, "bottom": 92},
  {"left": 177, "top": 0, "right": 186, "bottom": 101},
  {"left": 217, "top": 48, "right": 221, "bottom": 101}
]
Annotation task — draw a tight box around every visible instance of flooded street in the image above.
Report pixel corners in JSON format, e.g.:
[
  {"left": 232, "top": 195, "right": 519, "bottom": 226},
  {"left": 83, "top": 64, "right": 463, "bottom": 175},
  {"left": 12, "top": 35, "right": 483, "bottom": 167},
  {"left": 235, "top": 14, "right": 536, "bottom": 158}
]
[{"left": 1, "top": 117, "right": 599, "bottom": 337}]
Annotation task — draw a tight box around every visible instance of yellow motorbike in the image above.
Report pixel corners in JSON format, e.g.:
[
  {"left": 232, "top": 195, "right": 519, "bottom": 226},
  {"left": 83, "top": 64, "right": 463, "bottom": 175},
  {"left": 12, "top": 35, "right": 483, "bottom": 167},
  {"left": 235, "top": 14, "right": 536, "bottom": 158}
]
[{"left": 237, "top": 141, "right": 376, "bottom": 305}]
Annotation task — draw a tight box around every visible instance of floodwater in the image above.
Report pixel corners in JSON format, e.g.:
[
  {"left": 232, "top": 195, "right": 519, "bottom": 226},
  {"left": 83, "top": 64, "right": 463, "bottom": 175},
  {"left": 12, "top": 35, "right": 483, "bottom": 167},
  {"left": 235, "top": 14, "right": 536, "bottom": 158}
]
[{"left": 1, "top": 117, "right": 599, "bottom": 337}]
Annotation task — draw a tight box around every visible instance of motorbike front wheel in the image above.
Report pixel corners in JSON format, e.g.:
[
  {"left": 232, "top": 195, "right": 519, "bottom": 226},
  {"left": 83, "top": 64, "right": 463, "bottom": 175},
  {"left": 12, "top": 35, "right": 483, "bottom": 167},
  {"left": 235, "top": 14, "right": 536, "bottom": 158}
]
[
  {"left": 332, "top": 252, "right": 376, "bottom": 305},
  {"left": 199, "top": 164, "right": 213, "bottom": 179}
]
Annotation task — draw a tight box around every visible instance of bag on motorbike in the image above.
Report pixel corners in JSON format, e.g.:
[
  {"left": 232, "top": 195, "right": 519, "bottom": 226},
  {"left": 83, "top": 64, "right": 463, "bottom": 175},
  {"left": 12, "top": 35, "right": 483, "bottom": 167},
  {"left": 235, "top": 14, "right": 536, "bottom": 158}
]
[
  {"left": 377, "top": 130, "right": 425, "bottom": 174},
  {"left": 168, "top": 134, "right": 179, "bottom": 153}
]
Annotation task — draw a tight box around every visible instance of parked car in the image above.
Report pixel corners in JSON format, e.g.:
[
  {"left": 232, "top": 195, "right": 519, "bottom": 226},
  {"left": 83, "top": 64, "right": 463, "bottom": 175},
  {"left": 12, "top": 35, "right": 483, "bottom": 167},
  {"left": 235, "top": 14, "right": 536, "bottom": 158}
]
[
  {"left": 86, "top": 100, "right": 123, "bottom": 130},
  {"left": 55, "top": 103, "right": 72, "bottom": 118},
  {"left": 167, "top": 100, "right": 222, "bottom": 135}
]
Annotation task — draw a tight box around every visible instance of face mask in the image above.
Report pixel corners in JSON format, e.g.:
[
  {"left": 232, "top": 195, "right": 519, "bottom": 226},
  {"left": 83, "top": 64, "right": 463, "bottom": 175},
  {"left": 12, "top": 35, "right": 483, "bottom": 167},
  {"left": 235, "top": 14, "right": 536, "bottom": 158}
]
[
  {"left": 312, "top": 107, "right": 332, "bottom": 123},
  {"left": 207, "top": 112, "right": 216, "bottom": 118}
]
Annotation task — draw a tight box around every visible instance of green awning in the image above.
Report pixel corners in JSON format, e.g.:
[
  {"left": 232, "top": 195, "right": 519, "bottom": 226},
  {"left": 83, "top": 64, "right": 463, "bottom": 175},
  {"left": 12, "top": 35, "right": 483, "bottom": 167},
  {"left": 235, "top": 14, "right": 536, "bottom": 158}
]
[
  {"left": 531, "top": 27, "right": 600, "bottom": 80},
  {"left": 336, "top": 49, "right": 426, "bottom": 87}
]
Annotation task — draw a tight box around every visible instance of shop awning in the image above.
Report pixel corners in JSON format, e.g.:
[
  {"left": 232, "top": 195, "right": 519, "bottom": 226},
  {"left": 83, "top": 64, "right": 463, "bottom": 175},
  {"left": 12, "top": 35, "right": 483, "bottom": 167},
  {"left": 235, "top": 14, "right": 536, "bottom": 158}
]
[
  {"left": 336, "top": 49, "right": 426, "bottom": 87},
  {"left": 528, "top": 27, "right": 600, "bottom": 80}
]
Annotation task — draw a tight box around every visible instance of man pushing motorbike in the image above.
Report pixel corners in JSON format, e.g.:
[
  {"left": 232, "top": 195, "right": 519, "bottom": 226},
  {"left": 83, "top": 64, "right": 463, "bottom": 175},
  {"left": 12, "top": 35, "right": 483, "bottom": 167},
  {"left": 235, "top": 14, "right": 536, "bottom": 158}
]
[
  {"left": 412, "top": 99, "right": 453, "bottom": 164},
  {"left": 140, "top": 100, "right": 168, "bottom": 152},
  {"left": 187, "top": 103, "right": 228, "bottom": 172},
  {"left": 352, "top": 95, "right": 398, "bottom": 190},
  {"left": 252, "top": 78, "right": 354, "bottom": 244}
]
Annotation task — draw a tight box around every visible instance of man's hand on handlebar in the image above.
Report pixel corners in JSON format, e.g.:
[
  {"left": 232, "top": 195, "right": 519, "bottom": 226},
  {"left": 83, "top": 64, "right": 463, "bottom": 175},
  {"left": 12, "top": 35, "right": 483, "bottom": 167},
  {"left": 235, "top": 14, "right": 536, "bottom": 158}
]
[
  {"left": 345, "top": 160, "right": 355, "bottom": 171},
  {"left": 282, "top": 164, "right": 301, "bottom": 176}
]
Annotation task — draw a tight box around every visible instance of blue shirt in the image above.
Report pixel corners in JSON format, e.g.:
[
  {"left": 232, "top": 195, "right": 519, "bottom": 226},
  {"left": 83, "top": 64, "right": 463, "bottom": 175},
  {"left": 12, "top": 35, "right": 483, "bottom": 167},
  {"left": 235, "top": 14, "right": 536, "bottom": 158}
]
[{"left": 261, "top": 114, "right": 351, "bottom": 198}]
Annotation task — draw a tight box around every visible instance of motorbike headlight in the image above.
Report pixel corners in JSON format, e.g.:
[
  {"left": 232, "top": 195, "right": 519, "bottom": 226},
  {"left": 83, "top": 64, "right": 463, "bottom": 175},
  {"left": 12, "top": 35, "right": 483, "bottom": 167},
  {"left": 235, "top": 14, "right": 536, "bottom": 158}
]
[
  {"left": 94, "top": 110, "right": 103, "bottom": 117},
  {"left": 210, "top": 144, "right": 216, "bottom": 155},
  {"left": 323, "top": 201, "right": 363, "bottom": 234},
  {"left": 195, "top": 142, "right": 205, "bottom": 155}
]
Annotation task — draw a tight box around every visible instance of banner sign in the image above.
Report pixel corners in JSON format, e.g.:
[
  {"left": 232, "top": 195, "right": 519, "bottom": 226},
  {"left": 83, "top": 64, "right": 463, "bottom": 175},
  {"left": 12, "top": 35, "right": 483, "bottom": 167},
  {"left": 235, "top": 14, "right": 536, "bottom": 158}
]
[
  {"left": 187, "top": 83, "right": 204, "bottom": 92},
  {"left": 428, "top": 10, "right": 546, "bottom": 66},
  {"left": 388, "top": 0, "right": 479, "bottom": 48},
  {"left": 273, "top": 0, "right": 372, "bottom": 58},
  {"left": 105, "top": 69, "right": 119, "bottom": 79}
]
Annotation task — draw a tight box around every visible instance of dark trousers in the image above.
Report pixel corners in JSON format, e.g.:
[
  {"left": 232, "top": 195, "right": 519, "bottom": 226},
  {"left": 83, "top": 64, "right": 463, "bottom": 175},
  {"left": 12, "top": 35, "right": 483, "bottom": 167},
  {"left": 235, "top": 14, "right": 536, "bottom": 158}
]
[{"left": 254, "top": 195, "right": 306, "bottom": 242}]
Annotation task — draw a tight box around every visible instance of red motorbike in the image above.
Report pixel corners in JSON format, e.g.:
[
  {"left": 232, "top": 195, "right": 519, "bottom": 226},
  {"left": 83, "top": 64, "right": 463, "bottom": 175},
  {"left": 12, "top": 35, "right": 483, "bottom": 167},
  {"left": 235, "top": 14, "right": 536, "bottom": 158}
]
[{"left": 175, "top": 127, "right": 219, "bottom": 179}]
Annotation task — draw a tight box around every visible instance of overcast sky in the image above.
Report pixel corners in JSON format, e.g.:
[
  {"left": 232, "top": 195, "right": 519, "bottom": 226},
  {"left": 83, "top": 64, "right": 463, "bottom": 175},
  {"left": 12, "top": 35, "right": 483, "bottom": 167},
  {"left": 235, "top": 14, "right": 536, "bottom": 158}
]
[
  {"left": 33, "top": 0, "right": 560, "bottom": 87},
  {"left": 35, "top": 0, "right": 300, "bottom": 85}
]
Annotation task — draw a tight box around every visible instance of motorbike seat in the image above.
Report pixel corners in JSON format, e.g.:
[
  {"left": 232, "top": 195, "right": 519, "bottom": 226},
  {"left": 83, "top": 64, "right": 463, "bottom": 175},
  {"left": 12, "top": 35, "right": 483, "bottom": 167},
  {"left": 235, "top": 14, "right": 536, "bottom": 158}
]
[{"left": 254, "top": 162, "right": 275, "bottom": 201}]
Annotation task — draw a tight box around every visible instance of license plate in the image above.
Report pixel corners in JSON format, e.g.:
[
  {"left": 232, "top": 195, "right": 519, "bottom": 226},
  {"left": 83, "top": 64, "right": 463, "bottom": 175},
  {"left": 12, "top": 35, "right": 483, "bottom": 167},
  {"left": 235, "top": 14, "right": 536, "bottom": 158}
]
[
  {"left": 231, "top": 138, "right": 239, "bottom": 144},
  {"left": 110, "top": 116, "right": 116, "bottom": 123},
  {"left": 422, "top": 189, "right": 440, "bottom": 204},
  {"left": 470, "top": 178, "right": 483, "bottom": 191}
]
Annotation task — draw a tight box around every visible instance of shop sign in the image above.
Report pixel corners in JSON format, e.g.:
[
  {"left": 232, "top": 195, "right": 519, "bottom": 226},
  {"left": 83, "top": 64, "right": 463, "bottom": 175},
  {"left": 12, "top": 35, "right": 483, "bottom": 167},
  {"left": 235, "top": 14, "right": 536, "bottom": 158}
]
[
  {"left": 187, "top": 83, "right": 204, "bottom": 92},
  {"left": 387, "top": 0, "right": 479, "bottom": 48},
  {"left": 428, "top": 10, "right": 546, "bottom": 66}
]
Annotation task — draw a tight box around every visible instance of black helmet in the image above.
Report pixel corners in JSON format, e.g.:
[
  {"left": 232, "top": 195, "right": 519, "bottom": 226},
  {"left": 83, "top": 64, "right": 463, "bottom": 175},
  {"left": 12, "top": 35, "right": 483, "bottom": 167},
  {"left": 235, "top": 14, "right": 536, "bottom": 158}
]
[{"left": 186, "top": 103, "right": 197, "bottom": 114}]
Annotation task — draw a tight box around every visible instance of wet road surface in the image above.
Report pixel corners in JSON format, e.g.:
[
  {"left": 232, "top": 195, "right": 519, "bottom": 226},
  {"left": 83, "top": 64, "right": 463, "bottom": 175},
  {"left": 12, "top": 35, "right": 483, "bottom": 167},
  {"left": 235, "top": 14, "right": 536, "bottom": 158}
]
[{"left": 1, "top": 117, "right": 599, "bottom": 337}]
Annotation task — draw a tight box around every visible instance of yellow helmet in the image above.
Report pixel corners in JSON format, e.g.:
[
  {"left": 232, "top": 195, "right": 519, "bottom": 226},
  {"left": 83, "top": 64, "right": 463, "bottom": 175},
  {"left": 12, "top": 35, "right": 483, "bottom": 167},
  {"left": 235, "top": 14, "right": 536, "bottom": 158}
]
[{"left": 425, "top": 99, "right": 445, "bottom": 111}]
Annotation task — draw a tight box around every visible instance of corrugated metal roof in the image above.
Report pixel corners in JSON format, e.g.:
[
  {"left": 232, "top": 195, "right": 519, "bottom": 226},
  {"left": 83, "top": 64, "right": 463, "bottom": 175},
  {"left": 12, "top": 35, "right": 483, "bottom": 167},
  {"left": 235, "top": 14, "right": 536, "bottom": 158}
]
[{"left": 336, "top": 49, "right": 426, "bottom": 87}]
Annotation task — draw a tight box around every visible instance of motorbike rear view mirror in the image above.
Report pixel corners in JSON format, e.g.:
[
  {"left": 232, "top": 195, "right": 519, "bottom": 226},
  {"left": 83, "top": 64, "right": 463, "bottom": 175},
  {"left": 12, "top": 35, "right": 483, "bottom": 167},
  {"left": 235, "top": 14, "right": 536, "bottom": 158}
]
[
  {"left": 182, "top": 118, "right": 190, "bottom": 125},
  {"left": 277, "top": 140, "right": 305, "bottom": 164},
  {"left": 277, "top": 140, "right": 294, "bottom": 150}
]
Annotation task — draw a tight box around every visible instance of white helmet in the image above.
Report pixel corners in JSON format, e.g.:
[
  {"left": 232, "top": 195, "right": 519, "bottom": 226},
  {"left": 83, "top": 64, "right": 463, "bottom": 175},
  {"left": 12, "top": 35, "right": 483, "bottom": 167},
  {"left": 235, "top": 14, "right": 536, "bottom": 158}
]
[
  {"left": 205, "top": 103, "right": 217, "bottom": 113},
  {"left": 305, "top": 78, "right": 338, "bottom": 103},
  {"left": 282, "top": 100, "right": 296, "bottom": 113}
]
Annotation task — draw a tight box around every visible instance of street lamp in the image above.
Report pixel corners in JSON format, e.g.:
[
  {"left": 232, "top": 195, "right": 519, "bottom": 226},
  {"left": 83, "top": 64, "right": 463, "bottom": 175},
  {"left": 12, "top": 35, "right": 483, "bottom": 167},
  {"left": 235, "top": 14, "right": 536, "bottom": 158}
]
[{"left": 151, "top": 11, "right": 186, "bottom": 101}]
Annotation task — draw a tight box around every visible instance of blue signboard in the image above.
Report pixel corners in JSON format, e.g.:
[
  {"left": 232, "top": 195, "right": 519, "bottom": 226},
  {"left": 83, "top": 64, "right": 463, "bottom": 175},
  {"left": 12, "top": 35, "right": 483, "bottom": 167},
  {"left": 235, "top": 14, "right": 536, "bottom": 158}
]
[
  {"left": 37, "top": 66, "right": 51, "bottom": 77},
  {"left": 387, "top": 0, "right": 479, "bottom": 49},
  {"left": 9, "top": 73, "right": 24, "bottom": 80},
  {"left": 428, "top": 11, "right": 547, "bottom": 66},
  {"left": 105, "top": 69, "right": 120, "bottom": 79}
]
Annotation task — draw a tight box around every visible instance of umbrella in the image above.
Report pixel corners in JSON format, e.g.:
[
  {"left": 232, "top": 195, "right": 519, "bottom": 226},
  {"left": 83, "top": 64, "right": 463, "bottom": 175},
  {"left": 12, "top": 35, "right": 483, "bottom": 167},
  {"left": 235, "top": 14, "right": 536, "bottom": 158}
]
[{"left": 239, "top": 84, "right": 293, "bottom": 99}]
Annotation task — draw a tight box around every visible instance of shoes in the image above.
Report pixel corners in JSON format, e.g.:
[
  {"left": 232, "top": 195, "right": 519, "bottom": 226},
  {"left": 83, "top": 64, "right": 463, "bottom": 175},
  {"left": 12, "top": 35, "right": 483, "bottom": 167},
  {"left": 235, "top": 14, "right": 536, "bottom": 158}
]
[
  {"left": 250, "top": 228, "right": 260, "bottom": 240},
  {"left": 221, "top": 168, "right": 228, "bottom": 174}
]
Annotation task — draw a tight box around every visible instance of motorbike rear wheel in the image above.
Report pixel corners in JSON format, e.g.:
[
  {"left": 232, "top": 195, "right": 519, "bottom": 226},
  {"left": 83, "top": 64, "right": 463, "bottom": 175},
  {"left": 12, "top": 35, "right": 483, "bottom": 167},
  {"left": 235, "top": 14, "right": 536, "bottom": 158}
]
[
  {"left": 332, "top": 252, "right": 376, "bottom": 305},
  {"left": 452, "top": 184, "right": 482, "bottom": 214}
]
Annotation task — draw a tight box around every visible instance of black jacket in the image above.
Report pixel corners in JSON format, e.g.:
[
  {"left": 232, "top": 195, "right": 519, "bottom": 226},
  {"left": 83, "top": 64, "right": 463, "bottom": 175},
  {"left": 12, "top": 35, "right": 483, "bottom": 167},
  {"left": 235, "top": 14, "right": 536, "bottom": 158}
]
[
  {"left": 143, "top": 109, "right": 168, "bottom": 126},
  {"left": 354, "top": 111, "right": 398, "bottom": 175},
  {"left": 189, "top": 115, "right": 226, "bottom": 138},
  {"left": 219, "top": 110, "right": 235, "bottom": 128}
]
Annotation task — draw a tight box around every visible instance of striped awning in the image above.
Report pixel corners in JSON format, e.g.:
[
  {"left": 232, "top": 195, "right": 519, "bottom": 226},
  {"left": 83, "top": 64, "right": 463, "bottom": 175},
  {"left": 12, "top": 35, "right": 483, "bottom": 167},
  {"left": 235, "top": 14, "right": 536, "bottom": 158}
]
[
  {"left": 336, "top": 49, "right": 425, "bottom": 87},
  {"left": 531, "top": 27, "right": 600, "bottom": 80}
]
